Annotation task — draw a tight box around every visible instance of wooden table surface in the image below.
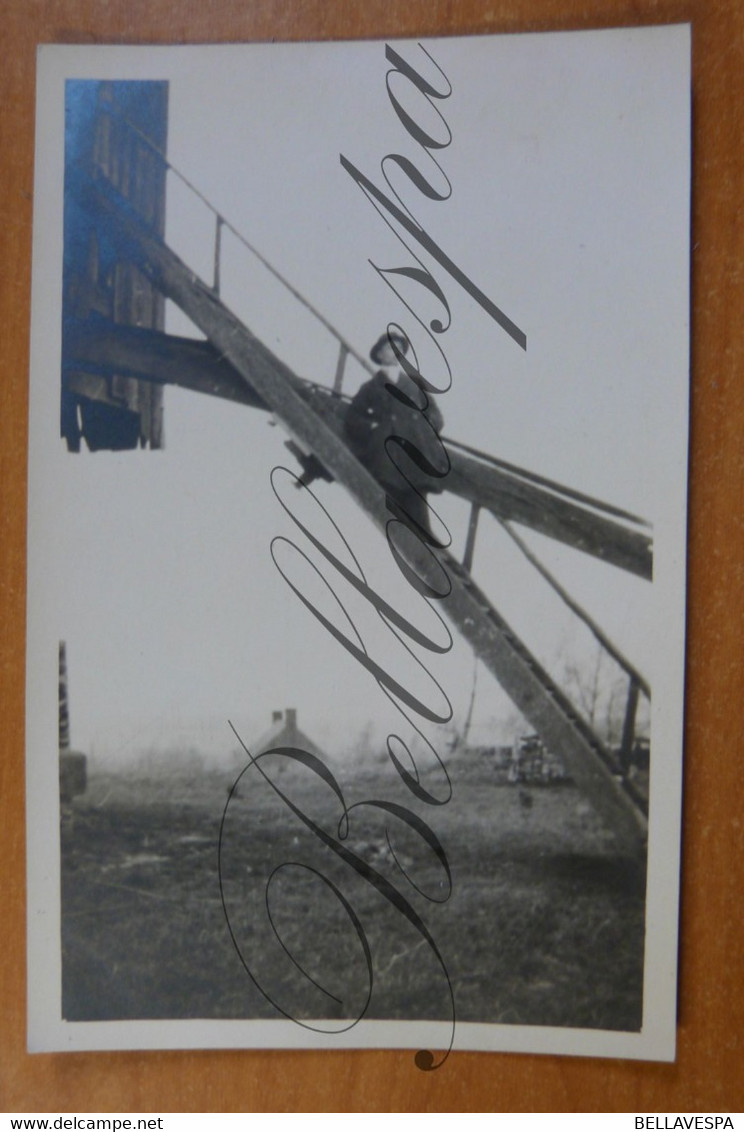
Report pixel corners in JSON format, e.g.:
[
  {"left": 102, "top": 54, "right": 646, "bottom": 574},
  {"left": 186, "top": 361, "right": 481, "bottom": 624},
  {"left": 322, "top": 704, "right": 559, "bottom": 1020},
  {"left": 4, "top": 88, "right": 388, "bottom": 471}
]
[{"left": 2, "top": 0, "right": 742, "bottom": 1114}]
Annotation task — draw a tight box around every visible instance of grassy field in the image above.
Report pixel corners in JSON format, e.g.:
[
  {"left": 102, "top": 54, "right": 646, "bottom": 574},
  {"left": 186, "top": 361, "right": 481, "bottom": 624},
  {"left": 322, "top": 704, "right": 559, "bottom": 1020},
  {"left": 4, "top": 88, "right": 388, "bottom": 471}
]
[{"left": 61, "top": 755, "right": 646, "bottom": 1032}]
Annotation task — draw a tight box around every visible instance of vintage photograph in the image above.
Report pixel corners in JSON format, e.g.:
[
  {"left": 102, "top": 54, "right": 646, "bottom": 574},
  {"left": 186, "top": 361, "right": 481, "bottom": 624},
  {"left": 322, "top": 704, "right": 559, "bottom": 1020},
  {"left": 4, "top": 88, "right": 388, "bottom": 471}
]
[{"left": 26, "top": 28, "right": 690, "bottom": 1061}]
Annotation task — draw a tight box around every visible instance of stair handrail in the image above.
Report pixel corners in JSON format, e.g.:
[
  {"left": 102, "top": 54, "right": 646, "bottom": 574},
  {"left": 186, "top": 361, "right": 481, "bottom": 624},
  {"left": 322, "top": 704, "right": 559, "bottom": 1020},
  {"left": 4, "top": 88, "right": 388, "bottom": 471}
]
[{"left": 96, "top": 104, "right": 377, "bottom": 387}]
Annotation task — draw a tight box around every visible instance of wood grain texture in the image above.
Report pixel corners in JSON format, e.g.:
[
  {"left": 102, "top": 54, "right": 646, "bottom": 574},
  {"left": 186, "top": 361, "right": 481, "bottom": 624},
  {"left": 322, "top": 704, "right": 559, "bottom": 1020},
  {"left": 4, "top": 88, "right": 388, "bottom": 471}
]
[{"left": 2, "top": 0, "right": 742, "bottom": 1113}]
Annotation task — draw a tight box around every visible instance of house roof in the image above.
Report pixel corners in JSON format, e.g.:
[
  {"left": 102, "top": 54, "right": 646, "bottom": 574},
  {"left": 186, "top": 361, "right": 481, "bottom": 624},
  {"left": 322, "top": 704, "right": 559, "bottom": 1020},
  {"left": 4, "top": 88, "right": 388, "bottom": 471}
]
[{"left": 251, "top": 709, "right": 325, "bottom": 761}]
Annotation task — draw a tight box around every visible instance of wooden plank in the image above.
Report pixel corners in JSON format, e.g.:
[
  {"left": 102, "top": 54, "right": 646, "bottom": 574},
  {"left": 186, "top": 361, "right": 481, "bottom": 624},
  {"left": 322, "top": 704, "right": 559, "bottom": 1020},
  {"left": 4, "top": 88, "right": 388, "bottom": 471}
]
[
  {"left": 64, "top": 321, "right": 268, "bottom": 409},
  {"left": 446, "top": 449, "right": 653, "bottom": 579}
]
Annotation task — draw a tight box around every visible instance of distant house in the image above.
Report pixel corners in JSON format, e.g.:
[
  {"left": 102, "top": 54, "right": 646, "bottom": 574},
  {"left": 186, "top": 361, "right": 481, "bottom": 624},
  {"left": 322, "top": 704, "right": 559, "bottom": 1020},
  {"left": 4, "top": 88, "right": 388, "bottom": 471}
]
[{"left": 251, "top": 708, "right": 326, "bottom": 760}]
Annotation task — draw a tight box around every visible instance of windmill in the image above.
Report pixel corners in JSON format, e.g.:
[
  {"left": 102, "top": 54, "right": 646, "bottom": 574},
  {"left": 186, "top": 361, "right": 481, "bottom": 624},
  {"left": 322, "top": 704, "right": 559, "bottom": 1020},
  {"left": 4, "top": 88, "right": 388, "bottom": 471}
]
[{"left": 60, "top": 80, "right": 651, "bottom": 855}]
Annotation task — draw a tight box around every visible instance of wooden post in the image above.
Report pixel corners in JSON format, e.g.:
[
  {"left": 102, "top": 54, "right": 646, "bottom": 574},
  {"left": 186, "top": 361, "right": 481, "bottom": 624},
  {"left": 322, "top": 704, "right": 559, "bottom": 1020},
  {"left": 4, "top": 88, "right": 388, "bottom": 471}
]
[
  {"left": 333, "top": 342, "right": 349, "bottom": 396},
  {"left": 59, "top": 641, "right": 70, "bottom": 752},
  {"left": 213, "top": 215, "right": 224, "bottom": 296},
  {"left": 620, "top": 676, "right": 641, "bottom": 773},
  {"left": 463, "top": 503, "right": 481, "bottom": 573}
]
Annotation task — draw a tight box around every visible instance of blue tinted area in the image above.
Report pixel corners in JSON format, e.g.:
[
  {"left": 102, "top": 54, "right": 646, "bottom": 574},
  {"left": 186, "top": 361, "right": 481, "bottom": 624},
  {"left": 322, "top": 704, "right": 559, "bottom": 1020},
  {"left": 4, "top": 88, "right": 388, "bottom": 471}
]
[
  {"left": 63, "top": 79, "right": 168, "bottom": 282},
  {"left": 61, "top": 81, "right": 168, "bottom": 450}
]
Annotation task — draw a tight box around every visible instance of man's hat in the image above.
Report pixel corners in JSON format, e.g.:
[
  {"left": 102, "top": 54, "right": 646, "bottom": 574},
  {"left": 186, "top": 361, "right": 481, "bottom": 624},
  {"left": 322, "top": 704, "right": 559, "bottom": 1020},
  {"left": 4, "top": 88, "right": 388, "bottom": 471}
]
[{"left": 370, "top": 330, "right": 409, "bottom": 365}]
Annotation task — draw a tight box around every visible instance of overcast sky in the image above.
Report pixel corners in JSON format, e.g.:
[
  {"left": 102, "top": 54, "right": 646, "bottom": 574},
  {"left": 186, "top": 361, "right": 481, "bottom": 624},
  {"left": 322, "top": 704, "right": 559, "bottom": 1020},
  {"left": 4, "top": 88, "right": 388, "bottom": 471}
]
[{"left": 30, "top": 28, "right": 690, "bottom": 767}]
